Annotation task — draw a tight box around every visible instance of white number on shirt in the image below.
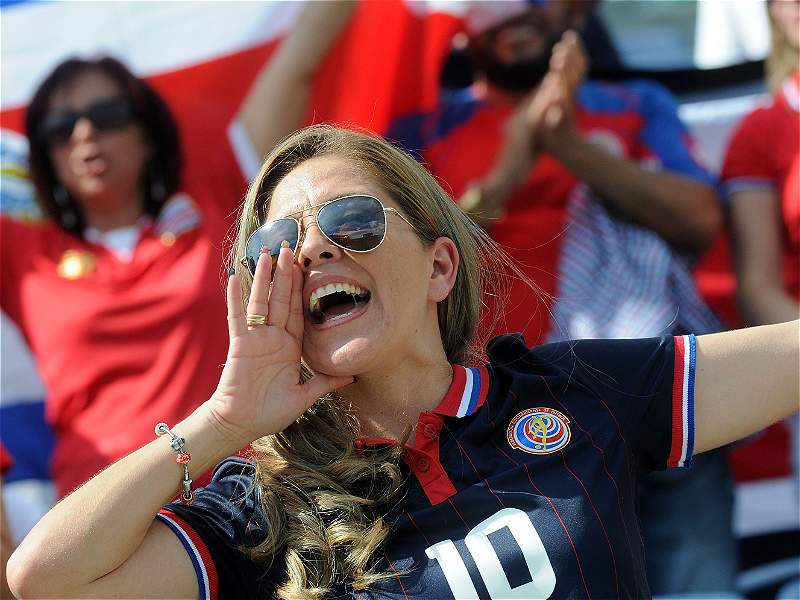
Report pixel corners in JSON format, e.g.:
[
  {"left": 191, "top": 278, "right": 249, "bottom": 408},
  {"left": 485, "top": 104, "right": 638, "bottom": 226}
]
[{"left": 425, "top": 507, "right": 556, "bottom": 600}]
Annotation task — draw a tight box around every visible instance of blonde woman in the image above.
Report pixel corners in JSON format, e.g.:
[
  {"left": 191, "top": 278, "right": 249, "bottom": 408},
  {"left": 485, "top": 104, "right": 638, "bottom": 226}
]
[
  {"left": 724, "top": 0, "right": 799, "bottom": 328},
  {"left": 9, "top": 126, "right": 799, "bottom": 600}
]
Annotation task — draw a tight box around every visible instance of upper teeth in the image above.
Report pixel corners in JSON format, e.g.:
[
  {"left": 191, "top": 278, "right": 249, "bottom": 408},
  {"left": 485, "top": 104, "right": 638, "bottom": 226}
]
[{"left": 309, "top": 282, "right": 368, "bottom": 313}]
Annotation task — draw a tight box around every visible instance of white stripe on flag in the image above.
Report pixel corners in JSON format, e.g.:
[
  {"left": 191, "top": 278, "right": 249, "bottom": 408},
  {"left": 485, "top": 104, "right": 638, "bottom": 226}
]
[
  {"left": 1, "top": 0, "right": 469, "bottom": 110},
  {"left": 2, "top": 1, "right": 305, "bottom": 108}
]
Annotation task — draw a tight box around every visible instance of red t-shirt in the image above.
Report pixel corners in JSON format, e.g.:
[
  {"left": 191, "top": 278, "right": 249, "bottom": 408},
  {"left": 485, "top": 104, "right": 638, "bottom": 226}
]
[
  {"left": 0, "top": 140, "right": 246, "bottom": 497},
  {"left": 722, "top": 69, "right": 800, "bottom": 301}
]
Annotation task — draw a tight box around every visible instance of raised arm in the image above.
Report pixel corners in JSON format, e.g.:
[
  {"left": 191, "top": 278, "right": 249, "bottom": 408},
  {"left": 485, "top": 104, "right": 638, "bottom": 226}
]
[
  {"left": 543, "top": 134, "right": 721, "bottom": 253},
  {"left": 693, "top": 320, "right": 799, "bottom": 454},
  {"left": 536, "top": 55, "right": 721, "bottom": 254},
  {"left": 460, "top": 31, "right": 722, "bottom": 252},
  {"left": 7, "top": 248, "right": 352, "bottom": 598},
  {"left": 238, "top": 1, "right": 358, "bottom": 161}
]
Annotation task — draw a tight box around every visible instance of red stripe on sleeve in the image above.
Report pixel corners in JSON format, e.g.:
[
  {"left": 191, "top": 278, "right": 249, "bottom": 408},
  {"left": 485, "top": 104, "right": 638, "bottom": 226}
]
[
  {"left": 667, "top": 336, "right": 686, "bottom": 468},
  {"left": 159, "top": 509, "right": 219, "bottom": 600}
]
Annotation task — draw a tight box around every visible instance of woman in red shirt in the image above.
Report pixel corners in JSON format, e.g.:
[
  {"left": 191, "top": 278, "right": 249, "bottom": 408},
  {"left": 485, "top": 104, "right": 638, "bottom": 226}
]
[
  {"left": 0, "top": 2, "right": 355, "bottom": 497},
  {"left": 723, "top": 0, "right": 799, "bottom": 325}
]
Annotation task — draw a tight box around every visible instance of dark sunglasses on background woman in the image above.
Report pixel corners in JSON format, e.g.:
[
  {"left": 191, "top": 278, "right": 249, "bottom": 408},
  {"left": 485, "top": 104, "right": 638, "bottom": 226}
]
[
  {"left": 38, "top": 98, "right": 135, "bottom": 147},
  {"left": 241, "top": 194, "right": 417, "bottom": 278}
]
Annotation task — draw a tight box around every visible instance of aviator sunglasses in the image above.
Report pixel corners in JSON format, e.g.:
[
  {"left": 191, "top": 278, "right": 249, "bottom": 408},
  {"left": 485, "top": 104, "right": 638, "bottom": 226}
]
[
  {"left": 38, "top": 98, "right": 135, "bottom": 147},
  {"left": 241, "top": 194, "right": 416, "bottom": 278}
]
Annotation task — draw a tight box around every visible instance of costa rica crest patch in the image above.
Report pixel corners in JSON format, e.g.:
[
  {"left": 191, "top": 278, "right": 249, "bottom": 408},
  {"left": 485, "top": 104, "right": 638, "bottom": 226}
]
[{"left": 507, "top": 407, "right": 571, "bottom": 455}]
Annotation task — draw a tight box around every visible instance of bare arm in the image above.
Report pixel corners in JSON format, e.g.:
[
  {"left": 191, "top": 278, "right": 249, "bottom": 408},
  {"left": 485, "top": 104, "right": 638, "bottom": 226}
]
[
  {"left": 238, "top": 1, "right": 358, "bottom": 161},
  {"left": 7, "top": 408, "right": 244, "bottom": 599},
  {"left": 545, "top": 132, "right": 721, "bottom": 253},
  {"left": 537, "top": 35, "right": 721, "bottom": 253},
  {"left": 694, "top": 320, "right": 799, "bottom": 454},
  {"left": 466, "top": 113, "right": 722, "bottom": 252},
  {"left": 7, "top": 249, "right": 352, "bottom": 598},
  {"left": 729, "top": 189, "right": 799, "bottom": 325}
]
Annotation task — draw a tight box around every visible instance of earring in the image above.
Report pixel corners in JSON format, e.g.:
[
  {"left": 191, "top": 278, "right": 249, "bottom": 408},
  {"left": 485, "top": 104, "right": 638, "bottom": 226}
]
[
  {"left": 151, "top": 177, "right": 166, "bottom": 204},
  {"left": 54, "top": 184, "right": 77, "bottom": 229},
  {"left": 148, "top": 162, "right": 167, "bottom": 204}
]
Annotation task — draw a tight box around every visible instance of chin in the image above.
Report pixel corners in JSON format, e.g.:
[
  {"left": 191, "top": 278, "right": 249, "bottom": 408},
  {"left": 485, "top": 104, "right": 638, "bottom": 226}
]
[
  {"left": 73, "top": 181, "right": 109, "bottom": 204},
  {"left": 304, "top": 307, "right": 395, "bottom": 376},
  {"left": 302, "top": 297, "right": 396, "bottom": 376},
  {"left": 302, "top": 334, "right": 382, "bottom": 377}
]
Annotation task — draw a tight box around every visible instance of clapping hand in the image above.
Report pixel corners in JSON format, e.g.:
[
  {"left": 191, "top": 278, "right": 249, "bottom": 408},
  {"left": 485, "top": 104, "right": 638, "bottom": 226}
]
[
  {"left": 522, "top": 29, "right": 587, "bottom": 155},
  {"left": 487, "top": 30, "right": 588, "bottom": 200}
]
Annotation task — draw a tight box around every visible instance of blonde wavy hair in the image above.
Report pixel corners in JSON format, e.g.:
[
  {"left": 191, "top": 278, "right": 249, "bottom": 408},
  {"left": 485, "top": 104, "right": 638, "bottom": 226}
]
[
  {"left": 766, "top": 0, "right": 799, "bottom": 92},
  {"left": 229, "top": 125, "right": 519, "bottom": 599}
]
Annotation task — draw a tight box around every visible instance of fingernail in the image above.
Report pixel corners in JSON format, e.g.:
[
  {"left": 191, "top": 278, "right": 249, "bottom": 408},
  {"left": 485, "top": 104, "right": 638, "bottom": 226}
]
[
  {"left": 280, "top": 240, "right": 290, "bottom": 249},
  {"left": 228, "top": 266, "right": 235, "bottom": 278},
  {"left": 260, "top": 246, "right": 268, "bottom": 255}
]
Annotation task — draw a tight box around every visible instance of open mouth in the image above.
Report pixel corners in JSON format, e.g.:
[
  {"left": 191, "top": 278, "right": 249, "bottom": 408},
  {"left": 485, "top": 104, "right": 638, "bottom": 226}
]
[
  {"left": 72, "top": 149, "right": 107, "bottom": 177},
  {"left": 308, "top": 282, "right": 371, "bottom": 326}
]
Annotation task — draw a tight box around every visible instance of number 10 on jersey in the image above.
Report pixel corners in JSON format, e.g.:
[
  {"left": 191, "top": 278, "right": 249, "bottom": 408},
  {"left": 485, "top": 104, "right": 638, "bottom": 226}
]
[{"left": 425, "top": 508, "right": 556, "bottom": 599}]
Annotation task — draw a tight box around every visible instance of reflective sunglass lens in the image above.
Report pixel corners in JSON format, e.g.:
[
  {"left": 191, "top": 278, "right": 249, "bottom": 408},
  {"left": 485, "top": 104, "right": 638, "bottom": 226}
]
[
  {"left": 244, "top": 218, "right": 299, "bottom": 276},
  {"left": 317, "top": 196, "right": 385, "bottom": 252}
]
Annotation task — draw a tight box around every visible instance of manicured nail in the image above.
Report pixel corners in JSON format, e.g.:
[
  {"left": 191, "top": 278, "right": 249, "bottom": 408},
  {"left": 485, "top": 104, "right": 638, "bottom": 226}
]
[
  {"left": 228, "top": 266, "right": 235, "bottom": 278},
  {"left": 260, "top": 245, "right": 268, "bottom": 254},
  {"left": 280, "top": 240, "right": 290, "bottom": 249}
]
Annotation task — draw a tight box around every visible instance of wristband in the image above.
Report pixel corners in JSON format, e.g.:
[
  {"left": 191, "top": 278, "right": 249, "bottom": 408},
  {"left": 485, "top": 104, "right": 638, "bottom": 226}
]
[{"left": 155, "top": 422, "right": 194, "bottom": 504}]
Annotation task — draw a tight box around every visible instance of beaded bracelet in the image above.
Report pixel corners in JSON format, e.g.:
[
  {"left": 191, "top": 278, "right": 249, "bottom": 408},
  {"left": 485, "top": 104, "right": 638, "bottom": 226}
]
[{"left": 155, "top": 422, "right": 194, "bottom": 504}]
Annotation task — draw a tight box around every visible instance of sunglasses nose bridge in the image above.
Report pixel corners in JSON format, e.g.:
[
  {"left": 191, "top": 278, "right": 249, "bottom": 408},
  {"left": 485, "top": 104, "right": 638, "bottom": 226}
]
[
  {"left": 70, "top": 116, "right": 96, "bottom": 140},
  {"left": 295, "top": 218, "right": 342, "bottom": 269}
]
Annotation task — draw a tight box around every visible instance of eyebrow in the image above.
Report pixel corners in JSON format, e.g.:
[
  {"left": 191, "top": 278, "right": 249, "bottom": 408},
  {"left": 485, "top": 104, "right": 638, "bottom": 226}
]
[{"left": 270, "top": 194, "right": 371, "bottom": 221}]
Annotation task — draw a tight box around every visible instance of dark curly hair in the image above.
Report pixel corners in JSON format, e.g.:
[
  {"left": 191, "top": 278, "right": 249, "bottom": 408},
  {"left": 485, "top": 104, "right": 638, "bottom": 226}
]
[{"left": 25, "top": 56, "right": 181, "bottom": 236}]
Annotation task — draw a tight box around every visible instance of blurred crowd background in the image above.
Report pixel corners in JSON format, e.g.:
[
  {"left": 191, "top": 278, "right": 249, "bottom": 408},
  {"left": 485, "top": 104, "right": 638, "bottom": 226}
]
[{"left": 0, "top": 1, "right": 797, "bottom": 598}]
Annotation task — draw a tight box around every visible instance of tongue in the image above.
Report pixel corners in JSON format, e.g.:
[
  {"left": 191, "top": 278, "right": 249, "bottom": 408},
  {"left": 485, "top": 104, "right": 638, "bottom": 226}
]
[{"left": 323, "top": 300, "right": 359, "bottom": 321}]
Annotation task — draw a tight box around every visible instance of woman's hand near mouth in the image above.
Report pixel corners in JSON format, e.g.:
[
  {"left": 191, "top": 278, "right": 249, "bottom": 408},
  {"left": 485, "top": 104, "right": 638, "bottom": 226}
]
[{"left": 205, "top": 246, "right": 354, "bottom": 447}]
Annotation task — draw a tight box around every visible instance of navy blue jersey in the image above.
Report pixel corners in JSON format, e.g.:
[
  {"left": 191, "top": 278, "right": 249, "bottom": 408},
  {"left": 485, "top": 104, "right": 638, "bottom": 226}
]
[{"left": 158, "top": 333, "right": 697, "bottom": 599}]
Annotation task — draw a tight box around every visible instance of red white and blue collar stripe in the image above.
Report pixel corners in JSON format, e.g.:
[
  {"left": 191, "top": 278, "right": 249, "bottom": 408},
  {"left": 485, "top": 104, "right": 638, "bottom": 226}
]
[
  {"left": 156, "top": 509, "right": 218, "bottom": 600},
  {"left": 667, "top": 335, "right": 696, "bottom": 468},
  {"left": 434, "top": 364, "right": 490, "bottom": 418}
]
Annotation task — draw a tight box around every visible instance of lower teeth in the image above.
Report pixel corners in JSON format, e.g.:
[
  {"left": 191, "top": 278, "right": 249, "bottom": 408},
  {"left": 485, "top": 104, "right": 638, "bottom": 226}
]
[
  {"left": 322, "top": 296, "right": 363, "bottom": 323},
  {"left": 327, "top": 311, "right": 354, "bottom": 322}
]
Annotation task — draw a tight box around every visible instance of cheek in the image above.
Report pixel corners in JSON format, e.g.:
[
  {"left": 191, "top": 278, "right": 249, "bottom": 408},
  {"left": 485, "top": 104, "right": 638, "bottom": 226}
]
[
  {"left": 103, "top": 128, "right": 152, "bottom": 170},
  {"left": 125, "top": 132, "right": 151, "bottom": 162},
  {"left": 381, "top": 263, "right": 430, "bottom": 323},
  {"left": 49, "top": 148, "right": 72, "bottom": 180}
]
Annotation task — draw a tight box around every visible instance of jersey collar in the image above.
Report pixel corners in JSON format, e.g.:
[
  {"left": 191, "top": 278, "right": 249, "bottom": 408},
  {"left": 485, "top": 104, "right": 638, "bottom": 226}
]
[
  {"left": 432, "top": 364, "right": 490, "bottom": 418},
  {"left": 353, "top": 363, "right": 491, "bottom": 450}
]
